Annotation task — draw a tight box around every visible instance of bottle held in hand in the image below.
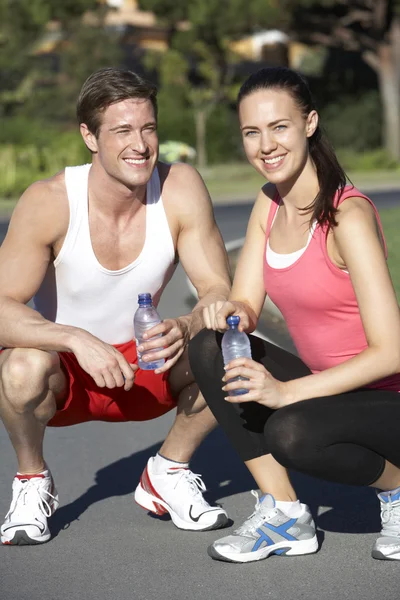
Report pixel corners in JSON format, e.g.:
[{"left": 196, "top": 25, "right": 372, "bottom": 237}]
[
  {"left": 221, "top": 316, "right": 252, "bottom": 396},
  {"left": 134, "top": 293, "right": 165, "bottom": 370}
]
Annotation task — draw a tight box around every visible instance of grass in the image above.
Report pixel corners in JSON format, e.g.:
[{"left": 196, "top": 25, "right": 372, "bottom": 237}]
[
  {"left": 380, "top": 207, "right": 400, "bottom": 300},
  {"left": 199, "top": 162, "right": 400, "bottom": 202}
]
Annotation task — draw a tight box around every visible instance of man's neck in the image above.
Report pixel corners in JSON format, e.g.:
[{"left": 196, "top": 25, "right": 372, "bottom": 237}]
[{"left": 88, "top": 162, "right": 148, "bottom": 218}]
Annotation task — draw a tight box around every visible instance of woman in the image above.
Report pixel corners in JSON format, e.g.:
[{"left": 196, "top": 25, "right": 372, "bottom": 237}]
[{"left": 189, "top": 67, "right": 400, "bottom": 563}]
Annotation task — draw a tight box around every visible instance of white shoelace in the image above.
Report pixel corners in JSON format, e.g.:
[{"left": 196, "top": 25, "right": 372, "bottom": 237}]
[
  {"left": 6, "top": 478, "right": 57, "bottom": 522},
  {"left": 167, "top": 468, "right": 208, "bottom": 504},
  {"left": 235, "top": 490, "right": 277, "bottom": 536},
  {"left": 381, "top": 497, "right": 400, "bottom": 534}
]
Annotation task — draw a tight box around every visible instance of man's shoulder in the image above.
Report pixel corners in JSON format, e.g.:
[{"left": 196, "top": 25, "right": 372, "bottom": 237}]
[
  {"left": 158, "top": 161, "right": 204, "bottom": 191},
  {"left": 23, "top": 169, "right": 66, "bottom": 202},
  {"left": 158, "top": 161, "right": 211, "bottom": 212},
  {"left": 10, "top": 170, "right": 69, "bottom": 237}
]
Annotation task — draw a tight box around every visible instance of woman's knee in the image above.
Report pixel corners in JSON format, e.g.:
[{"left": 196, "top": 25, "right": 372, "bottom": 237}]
[
  {"left": 1, "top": 348, "right": 60, "bottom": 412},
  {"left": 265, "top": 405, "right": 315, "bottom": 469},
  {"left": 189, "top": 328, "right": 221, "bottom": 372}
]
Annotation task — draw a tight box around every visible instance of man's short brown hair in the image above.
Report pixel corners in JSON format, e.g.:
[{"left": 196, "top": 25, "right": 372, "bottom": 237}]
[{"left": 77, "top": 67, "right": 158, "bottom": 137}]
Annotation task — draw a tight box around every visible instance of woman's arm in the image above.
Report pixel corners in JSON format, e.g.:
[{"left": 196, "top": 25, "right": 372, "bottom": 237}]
[
  {"left": 207, "top": 187, "right": 272, "bottom": 332},
  {"left": 224, "top": 197, "right": 400, "bottom": 407},
  {"left": 283, "top": 197, "right": 400, "bottom": 402}
]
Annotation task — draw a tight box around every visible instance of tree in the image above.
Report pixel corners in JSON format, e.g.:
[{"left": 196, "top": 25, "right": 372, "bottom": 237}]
[
  {"left": 0, "top": 0, "right": 116, "bottom": 121},
  {"left": 138, "top": 0, "right": 284, "bottom": 167},
  {"left": 282, "top": 0, "right": 400, "bottom": 160}
]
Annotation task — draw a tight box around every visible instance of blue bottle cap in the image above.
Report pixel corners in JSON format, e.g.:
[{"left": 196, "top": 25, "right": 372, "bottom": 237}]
[
  {"left": 227, "top": 315, "right": 240, "bottom": 327},
  {"left": 138, "top": 293, "right": 152, "bottom": 305}
]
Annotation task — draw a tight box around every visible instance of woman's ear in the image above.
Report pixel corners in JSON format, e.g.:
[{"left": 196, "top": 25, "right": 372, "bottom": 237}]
[{"left": 306, "top": 110, "right": 319, "bottom": 138}]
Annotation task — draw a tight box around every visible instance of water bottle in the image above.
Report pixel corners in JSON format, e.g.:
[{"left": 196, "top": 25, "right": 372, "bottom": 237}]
[
  {"left": 134, "top": 293, "right": 165, "bottom": 370},
  {"left": 221, "top": 316, "right": 252, "bottom": 396}
]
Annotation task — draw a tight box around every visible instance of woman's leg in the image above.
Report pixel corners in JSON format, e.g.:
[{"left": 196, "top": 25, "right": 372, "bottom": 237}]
[
  {"left": 190, "top": 330, "right": 319, "bottom": 563},
  {"left": 189, "top": 329, "right": 311, "bottom": 500},
  {"left": 265, "top": 389, "right": 400, "bottom": 560},
  {"left": 265, "top": 389, "right": 400, "bottom": 488}
]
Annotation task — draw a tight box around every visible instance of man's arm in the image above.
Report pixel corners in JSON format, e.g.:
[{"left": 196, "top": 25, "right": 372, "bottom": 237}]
[
  {"left": 0, "top": 178, "right": 136, "bottom": 389},
  {"left": 136, "top": 163, "right": 231, "bottom": 373},
  {"left": 171, "top": 163, "right": 231, "bottom": 336},
  {"left": 0, "top": 178, "right": 72, "bottom": 350}
]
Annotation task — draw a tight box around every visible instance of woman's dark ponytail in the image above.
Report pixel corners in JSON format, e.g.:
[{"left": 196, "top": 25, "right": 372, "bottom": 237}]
[{"left": 238, "top": 67, "right": 348, "bottom": 229}]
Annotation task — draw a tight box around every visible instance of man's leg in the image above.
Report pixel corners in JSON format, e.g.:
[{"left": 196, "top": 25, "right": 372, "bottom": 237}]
[
  {"left": 134, "top": 348, "right": 228, "bottom": 531},
  {"left": 0, "top": 348, "right": 67, "bottom": 545},
  {"left": 159, "top": 348, "right": 217, "bottom": 462}
]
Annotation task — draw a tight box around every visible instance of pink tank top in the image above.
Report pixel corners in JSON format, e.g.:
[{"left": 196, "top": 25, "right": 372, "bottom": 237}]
[{"left": 263, "top": 185, "right": 400, "bottom": 392}]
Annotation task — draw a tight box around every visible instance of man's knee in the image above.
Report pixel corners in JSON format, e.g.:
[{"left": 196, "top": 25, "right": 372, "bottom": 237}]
[{"left": 1, "top": 348, "right": 60, "bottom": 413}]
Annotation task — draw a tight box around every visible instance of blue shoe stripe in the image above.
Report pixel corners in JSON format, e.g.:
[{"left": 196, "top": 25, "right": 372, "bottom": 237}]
[
  {"left": 253, "top": 528, "right": 274, "bottom": 551},
  {"left": 252, "top": 518, "right": 297, "bottom": 552},
  {"left": 264, "top": 518, "right": 297, "bottom": 541}
]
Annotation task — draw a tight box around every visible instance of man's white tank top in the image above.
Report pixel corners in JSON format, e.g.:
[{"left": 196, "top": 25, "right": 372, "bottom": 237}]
[{"left": 33, "top": 164, "right": 177, "bottom": 344}]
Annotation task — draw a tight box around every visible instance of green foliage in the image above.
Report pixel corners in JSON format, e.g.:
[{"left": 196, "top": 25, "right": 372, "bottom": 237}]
[
  {"left": 0, "top": 0, "right": 116, "bottom": 121},
  {"left": 26, "top": 24, "right": 123, "bottom": 123},
  {"left": 337, "top": 149, "right": 399, "bottom": 172},
  {"left": 321, "top": 91, "right": 382, "bottom": 152},
  {"left": 0, "top": 117, "right": 59, "bottom": 146},
  {"left": 205, "top": 105, "right": 241, "bottom": 163},
  {"left": 0, "top": 131, "right": 89, "bottom": 198}
]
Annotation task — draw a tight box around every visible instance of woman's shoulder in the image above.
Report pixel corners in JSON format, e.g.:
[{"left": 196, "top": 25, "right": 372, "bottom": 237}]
[
  {"left": 250, "top": 183, "right": 278, "bottom": 233},
  {"left": 336, "top": 184, "right": 373, "bottom": 206},
  {"left": 260, "top": 182, "right": 278, "bottom": 202}
]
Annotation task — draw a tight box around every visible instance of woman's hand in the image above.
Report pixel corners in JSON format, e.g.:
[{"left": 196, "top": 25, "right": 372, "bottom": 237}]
[
  {"left": 202, "top": 300, "right": 252, "bottom": 332},
  {"left": 222, "top": 357, "right": 289, "bottom": 409}
]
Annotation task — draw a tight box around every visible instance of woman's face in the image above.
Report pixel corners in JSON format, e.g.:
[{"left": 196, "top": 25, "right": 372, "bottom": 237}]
[{"left": 238, "top": 88, "right": 318, "bottom": 186}]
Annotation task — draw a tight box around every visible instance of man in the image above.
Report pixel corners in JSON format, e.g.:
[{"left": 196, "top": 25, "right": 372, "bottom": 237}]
[{"left": 0, "top": 67, "right": 231, "bottom": 546}]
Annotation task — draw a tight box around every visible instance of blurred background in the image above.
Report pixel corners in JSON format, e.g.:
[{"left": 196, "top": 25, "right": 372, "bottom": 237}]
[
  {"left": 1, "top": 0, "right": 399, "bottom": 197},
  {"left": 1, "top": 6, "right": 400, "bottom": 598},
  {"left": 2, "top": 0, "right": 399, "bottom": 292}
]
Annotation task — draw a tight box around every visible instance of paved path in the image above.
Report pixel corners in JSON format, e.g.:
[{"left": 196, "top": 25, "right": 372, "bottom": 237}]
[{"left": 1, "top": 189, "right": 400, "bottom": 600}]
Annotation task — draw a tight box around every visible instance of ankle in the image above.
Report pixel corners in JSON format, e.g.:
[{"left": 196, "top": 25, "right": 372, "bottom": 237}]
[
  {"left": 17, "top": 461, "right": 47, "bottom": 475},
  {"left": 152, "top": 453, "right": 189, "bottom": 475}
]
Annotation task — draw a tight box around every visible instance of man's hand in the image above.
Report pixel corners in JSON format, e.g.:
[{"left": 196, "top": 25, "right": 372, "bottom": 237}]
[
  {"left": 70, "top": 330, "right": 138, "bottom": 391},
  {"left": 203, "top": 300, "right": 252, "bottom": 332},
  {"left": 136, "top": 317, "right": 190, "bottom": 374}
]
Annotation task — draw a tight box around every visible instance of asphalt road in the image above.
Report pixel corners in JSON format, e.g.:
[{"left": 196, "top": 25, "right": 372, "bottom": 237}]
[{"left": 0, "top": 189, "right": 400, "bottom": 600}]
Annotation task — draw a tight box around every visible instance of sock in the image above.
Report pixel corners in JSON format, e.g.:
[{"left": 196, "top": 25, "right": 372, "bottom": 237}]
[
  {"left": 17, "top": 467, "right": 48, "bottom": 477},
  {"left": 275, "top": 499, "right": 303, "bottom": 518},
  {"left": 152, "top": 453, "right": 189, "bottom": 475},
  {"left": 380, "top": 485, "right": 400, "bottom": 500}
]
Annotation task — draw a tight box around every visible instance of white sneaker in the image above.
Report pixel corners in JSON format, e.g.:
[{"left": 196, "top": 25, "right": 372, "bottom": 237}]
[
  {"left": 209, "top": 491, "right": 318, "bottom": 563},
  {"left": 1, "top": 470, "right": 59, "bottom": 545},
  {"left": 372, "top": 487, "right": 400, "bottom": 560},
  {"left": 134, "top": 457, "right": 229, "bottom": 531}
]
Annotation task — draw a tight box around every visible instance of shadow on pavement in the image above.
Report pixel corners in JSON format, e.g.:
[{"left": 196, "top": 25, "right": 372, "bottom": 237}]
[{"left": 50, "top": 427, "right": 380, "bottom": 539}]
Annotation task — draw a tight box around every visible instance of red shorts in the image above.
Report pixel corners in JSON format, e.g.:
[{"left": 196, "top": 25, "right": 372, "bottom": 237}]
[{"left": 48, "top": 340, "right": 177, "bottom": 427}]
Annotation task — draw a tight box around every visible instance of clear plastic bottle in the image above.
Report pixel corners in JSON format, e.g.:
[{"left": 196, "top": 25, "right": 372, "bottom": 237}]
[
  {"left": 134, "top": 293, "right": 165, "bottom": 370},
  {"left": 221, "top": 315, "right": 252, "bottom": 396}
]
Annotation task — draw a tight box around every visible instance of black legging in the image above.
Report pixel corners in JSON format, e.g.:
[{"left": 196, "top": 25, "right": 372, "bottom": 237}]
[{"left": 189, "top": 329, "right": 400, "bottom": 487}]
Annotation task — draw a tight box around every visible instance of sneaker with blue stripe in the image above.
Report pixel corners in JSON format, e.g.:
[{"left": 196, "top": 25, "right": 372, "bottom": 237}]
[
  {"left": 372, "top": 487, "right": 400, "bottom": 560},
  {"left": 208, "top": 491, "right": 318, "bottom": 563}
]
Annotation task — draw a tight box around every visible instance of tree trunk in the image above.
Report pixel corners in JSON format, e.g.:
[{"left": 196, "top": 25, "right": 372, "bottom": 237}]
[
  {"left": 376, "top": 18, "right": 400, "bottom": 160},
  {"left": 195, "top": 108, "right": 207, "bottom": 169}
]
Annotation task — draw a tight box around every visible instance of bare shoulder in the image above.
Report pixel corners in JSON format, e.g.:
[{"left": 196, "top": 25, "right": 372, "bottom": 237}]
[
  {"left": 8, "top": 170, "right": 69, "bottom": 244},
  {"left": 334, "top": 196, "right": 378, "bottom": 233},
  {"left": 158, "top": 161, "right": 213, "bottom": 218},
  {"left": 250, "top": 183, "right": 275, "bottom": 233},
  {"left": 261, "top": 181, "right": 277, "bottom": 202}
]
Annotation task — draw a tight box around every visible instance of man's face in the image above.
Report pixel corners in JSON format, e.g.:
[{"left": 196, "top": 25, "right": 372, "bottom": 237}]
[{"left": 82, "top": 98, "right": 159, "bottom": 190}]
